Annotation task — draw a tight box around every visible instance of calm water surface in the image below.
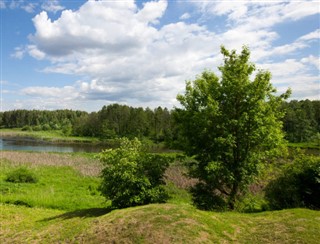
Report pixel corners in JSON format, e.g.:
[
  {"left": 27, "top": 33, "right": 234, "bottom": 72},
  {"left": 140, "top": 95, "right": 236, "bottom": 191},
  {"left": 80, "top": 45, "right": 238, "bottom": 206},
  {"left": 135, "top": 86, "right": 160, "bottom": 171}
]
[{"left": 0, "top": 137, "right": 104, "bottom": 153}]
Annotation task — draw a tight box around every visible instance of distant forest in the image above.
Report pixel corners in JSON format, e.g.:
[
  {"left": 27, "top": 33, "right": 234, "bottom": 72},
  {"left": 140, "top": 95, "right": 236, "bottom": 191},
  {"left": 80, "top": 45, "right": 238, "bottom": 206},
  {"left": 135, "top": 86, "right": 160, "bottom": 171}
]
[{"left": 0, "top": 100, "right": 319, "bottom": 145}]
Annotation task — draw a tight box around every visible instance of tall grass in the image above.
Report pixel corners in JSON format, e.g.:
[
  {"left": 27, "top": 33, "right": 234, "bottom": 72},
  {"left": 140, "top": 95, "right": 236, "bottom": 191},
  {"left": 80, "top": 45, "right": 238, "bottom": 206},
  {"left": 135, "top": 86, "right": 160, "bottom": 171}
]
[
  {"left": 0, "top": 157, "right": 107, "bottom": 210},
  {"left": 0, "top": 151, "right": 102, "bottom": 176}
]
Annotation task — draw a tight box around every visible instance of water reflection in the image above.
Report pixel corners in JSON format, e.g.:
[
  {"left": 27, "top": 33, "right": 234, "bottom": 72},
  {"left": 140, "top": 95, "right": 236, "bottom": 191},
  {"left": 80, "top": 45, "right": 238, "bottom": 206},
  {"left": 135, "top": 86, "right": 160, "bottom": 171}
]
[{"left": 0, "top": 138, "right": 104, "bottom": 153}]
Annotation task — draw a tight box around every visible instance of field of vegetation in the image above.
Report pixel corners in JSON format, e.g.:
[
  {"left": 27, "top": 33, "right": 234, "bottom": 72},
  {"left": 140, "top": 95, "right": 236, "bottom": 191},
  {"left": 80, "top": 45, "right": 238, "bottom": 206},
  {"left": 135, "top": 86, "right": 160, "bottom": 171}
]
[
  {"left": 1, "top": 150, "right": 319, "bottom": 243},
  {"left": 1, "top": 47, "right": 319, "bottom": 243}
]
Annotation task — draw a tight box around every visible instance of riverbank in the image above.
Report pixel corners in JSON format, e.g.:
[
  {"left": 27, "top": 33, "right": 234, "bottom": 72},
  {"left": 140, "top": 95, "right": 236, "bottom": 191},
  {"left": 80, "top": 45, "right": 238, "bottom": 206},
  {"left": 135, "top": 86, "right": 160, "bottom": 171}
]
[
  {"left": 0, "top": 128, "right": 100, "bottom": 144},
  {"left": 0, "top": 129, "right": 115, "bottom": 153},
  {"left": 0, "top": 129, "right": 175, "bottom": 153}
]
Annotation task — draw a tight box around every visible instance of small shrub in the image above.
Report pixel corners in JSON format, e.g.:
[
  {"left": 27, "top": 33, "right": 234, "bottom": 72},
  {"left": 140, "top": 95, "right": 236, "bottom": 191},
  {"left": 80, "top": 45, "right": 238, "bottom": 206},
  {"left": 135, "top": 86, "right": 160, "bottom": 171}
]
[
  {"left": 5, "top": 167, "right": 38, "bottom": 183},
  {"left": 21, "top": 125, "right": 33, "bottom": 131},
  {"left": 265, "top": 155, "right": 320, "bottom": 210},
  {"left": 42, "top": 123, "right": 51, "bottom": 131},
  {"left": 32, "top": 125, "right": 42, "bottom": 131},
  {"left": 5, "top": 200, "right": 32, "bottom": 208},
  {"left": 235, "top": 193, "right": 269, "bottom": 213},
  {"left": 98, "top": 137, "right": 172, "bottom": 209}
]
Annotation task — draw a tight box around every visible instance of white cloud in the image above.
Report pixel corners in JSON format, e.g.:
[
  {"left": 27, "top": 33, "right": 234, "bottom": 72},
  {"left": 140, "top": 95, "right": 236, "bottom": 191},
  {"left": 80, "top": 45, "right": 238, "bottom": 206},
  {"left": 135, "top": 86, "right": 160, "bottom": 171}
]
[
  {"left": 258, "top": 58, "right": 319, "bottom": 100},
  {"left": 193, "top": 1, "right": 320, "bottom": 30},
  {"left": 136, "top": 0, "right": 167, "bottom": 24},
  {"left": 27, "top": 45, "right": 46, "bottom": 60},
  {"left": 17, "top": 0, "right": 320, "bottom": 110},
  {"left": 298, "top": 29, "right": 320, "bottom": 41},
  {"left": 180, "top": 12, "right": 190, "bottom": 20},
  {"left": 11, "top": 46, "right": 25, "bottom": 59},
  {"left": 25, "top": 0, "right": 221, "bottom": 108},
  {"left": 301, "top": 55, "right": 320, "bottom": 70},
  {"left": 41, "top": 0, "right": 65, "bottom": 13},
  {"left": 21, "top": 2, "right": 37, "bottom": 13},
  {"left": 8, "top": 0, "right": 38, "bottom": 13},
  {"left": 22, "top": 85, "right": 78, "bottom": 99}
]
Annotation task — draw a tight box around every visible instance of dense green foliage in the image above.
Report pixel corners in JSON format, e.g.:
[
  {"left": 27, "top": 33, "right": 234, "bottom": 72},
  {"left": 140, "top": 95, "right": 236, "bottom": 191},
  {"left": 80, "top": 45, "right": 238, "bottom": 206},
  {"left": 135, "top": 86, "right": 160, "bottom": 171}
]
[
  {"left": 5, "top": 167, "right": 38, "bottom": 183},
  {"left": 98, "top": 138, "right": 172, "bottom": 209},
  {"left": 0, "top": 100, "right": 319, "bottom": 145},
  {"left": 0, "top": 105, "right": 174, "bottom": 143},
  {"left": 265, "top": 154, "right": 320, "bottom": 210},
  {"left": 175, "top": 46, "right": 291, "bottom": 209},
  {"left": 282, "top": 100, "right": 320, "bottom": 143},
  {"left": 0, "top": 109, "right": 86, "bottom": 134}
]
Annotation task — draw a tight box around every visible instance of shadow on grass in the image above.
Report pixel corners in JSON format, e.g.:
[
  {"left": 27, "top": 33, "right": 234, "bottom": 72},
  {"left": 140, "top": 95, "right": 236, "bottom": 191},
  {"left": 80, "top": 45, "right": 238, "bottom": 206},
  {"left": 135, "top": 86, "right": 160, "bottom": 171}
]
[{"left": 39, "top": 207, "right": 114, "bottom": 222}]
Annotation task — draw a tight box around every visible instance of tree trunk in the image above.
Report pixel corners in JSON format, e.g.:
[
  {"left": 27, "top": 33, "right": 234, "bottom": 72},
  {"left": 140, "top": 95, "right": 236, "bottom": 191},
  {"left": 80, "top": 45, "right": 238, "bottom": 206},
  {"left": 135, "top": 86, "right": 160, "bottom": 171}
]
[{"left": 228, "top": 183, "right": 238, "bottom": 210}]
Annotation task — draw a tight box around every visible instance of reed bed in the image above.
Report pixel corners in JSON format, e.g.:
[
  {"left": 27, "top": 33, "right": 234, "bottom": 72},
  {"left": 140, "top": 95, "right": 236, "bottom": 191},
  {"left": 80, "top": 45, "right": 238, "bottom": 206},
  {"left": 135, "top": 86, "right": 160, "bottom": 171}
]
[
  {"left": 0, "top": 151, "right": 195, "bottom": 188},
  {"left": 0, "top": 151, "right": 103, "bottom": 177},
  {"left": 164, "top": 164, "right": 197, "bottom": 189}
]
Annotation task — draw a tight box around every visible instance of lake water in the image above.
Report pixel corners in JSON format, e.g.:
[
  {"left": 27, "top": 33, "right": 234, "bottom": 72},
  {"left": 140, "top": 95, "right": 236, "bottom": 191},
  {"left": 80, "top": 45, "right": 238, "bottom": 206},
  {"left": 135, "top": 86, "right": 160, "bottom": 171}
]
[{"left": 0, "top": 137, "right": 105, "bottom": 153}]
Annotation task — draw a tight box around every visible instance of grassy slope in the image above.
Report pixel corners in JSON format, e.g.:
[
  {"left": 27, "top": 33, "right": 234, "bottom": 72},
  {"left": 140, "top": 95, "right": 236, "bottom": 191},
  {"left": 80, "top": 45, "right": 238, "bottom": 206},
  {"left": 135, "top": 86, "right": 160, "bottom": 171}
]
[
  {"left": 1, "top": 203, "right": 319, "bottom": 243},
  {"left": 1, "top": 151, "right": 320, "bottom": 243}
]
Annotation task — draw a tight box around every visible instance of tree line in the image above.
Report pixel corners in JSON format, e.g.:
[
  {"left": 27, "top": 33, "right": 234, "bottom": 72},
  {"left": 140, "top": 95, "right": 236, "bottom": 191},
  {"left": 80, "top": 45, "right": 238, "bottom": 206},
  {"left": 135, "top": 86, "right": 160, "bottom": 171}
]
[
  {"left": 0, "top": 100, "right": 319, "bottom": 144},
  {"left": 0, "top": 105, "right": 174, "bottom": 143}
]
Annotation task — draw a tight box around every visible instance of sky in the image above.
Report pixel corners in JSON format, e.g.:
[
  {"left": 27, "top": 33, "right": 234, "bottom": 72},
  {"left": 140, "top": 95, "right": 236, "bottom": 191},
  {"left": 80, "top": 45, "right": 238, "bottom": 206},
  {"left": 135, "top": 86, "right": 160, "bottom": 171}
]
[{"left": 0, "top": 0, "right": 319, "bottom": 112}]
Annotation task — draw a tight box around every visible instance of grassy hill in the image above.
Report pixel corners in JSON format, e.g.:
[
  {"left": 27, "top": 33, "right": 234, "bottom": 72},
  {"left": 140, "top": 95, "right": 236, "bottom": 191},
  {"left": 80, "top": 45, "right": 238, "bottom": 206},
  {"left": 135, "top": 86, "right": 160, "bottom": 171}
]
[
  {"left": 1, "top": 151, "right": 319, "bottom": 243},
  {"left": 1, "top": 203, "right": 320, "bottom": 243}
]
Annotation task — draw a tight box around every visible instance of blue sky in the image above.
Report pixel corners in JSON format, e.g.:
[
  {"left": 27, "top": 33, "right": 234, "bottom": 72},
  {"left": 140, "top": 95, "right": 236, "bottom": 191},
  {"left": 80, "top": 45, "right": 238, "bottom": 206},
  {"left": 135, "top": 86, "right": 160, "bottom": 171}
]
[{"left": 1, "top": 0, "right": 319, "bottom": 111}]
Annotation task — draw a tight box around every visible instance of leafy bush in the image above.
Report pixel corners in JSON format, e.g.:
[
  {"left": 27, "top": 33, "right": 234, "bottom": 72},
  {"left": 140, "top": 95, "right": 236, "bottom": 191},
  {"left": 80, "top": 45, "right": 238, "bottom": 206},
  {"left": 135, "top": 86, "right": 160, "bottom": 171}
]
[
  {"left": 265, "top": 155, "right": 320, "bottom": 210},
  {"left": 21, "top": 125, "right": 33, "bottom": 131},
  {"left": 234, "top": 193, "right": 269, "bottom": 213},
  {"left": 5, "top": 167, "right": 38, "bottom": 183},
  {"left": 32, "top": 125, "right": 42, "bottom": 131},
  {"left": 98, "top": 138, "right": 173, "bottom": 209},
  {"left": 42, "top": 123, "right": 51, "bottom": 131}
]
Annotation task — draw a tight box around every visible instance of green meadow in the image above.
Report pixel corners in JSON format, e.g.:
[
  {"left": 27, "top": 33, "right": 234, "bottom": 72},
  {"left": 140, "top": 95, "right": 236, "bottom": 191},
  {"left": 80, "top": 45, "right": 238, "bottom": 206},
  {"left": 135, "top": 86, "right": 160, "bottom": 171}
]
[{"left": 1, "top": 151, "right": 319, "bottom": 243}]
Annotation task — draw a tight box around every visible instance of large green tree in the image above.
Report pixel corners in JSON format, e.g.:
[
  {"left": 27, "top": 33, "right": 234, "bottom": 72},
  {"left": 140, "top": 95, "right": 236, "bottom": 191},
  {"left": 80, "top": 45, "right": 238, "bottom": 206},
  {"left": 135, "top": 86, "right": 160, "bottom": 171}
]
[{"left": 176, "top": 46, "right": 291, "bottom": 210}]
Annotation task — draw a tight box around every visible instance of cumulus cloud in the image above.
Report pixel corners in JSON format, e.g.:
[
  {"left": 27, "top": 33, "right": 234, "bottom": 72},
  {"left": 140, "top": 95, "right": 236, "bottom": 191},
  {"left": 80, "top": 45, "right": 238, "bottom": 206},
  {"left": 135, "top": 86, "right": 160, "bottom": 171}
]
[
  {"left": 18, "top": 0, "right": 320, "bottom": 109},
  {"left": 41, "top": 0, "right": 65, "bottom": 13},
  {"left": 25, "top": 0, "right": 222, "bottom": 108}
]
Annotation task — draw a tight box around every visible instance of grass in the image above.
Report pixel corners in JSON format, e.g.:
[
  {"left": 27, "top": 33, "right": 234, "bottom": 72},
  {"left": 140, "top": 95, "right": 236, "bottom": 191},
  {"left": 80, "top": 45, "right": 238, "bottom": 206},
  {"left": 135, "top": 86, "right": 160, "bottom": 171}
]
[
  {"left": 1, "top": 151, "right": 320, "bottom": 243},
  {"left": 0, "top": 128, "right": 100, "bottom": 143},
  {"left": 0, "top": 154, "right": 106, "bottom": 210},
  {"left": 1, "top": 203, "right": 319, "bottom": 243}
]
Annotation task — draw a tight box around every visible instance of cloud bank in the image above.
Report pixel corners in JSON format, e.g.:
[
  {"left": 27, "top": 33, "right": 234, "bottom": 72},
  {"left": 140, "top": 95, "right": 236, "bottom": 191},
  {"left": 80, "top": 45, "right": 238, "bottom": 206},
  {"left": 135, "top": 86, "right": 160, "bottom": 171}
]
[{"left": 13, "top": 0, "right": 320, "bottom": 110}]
